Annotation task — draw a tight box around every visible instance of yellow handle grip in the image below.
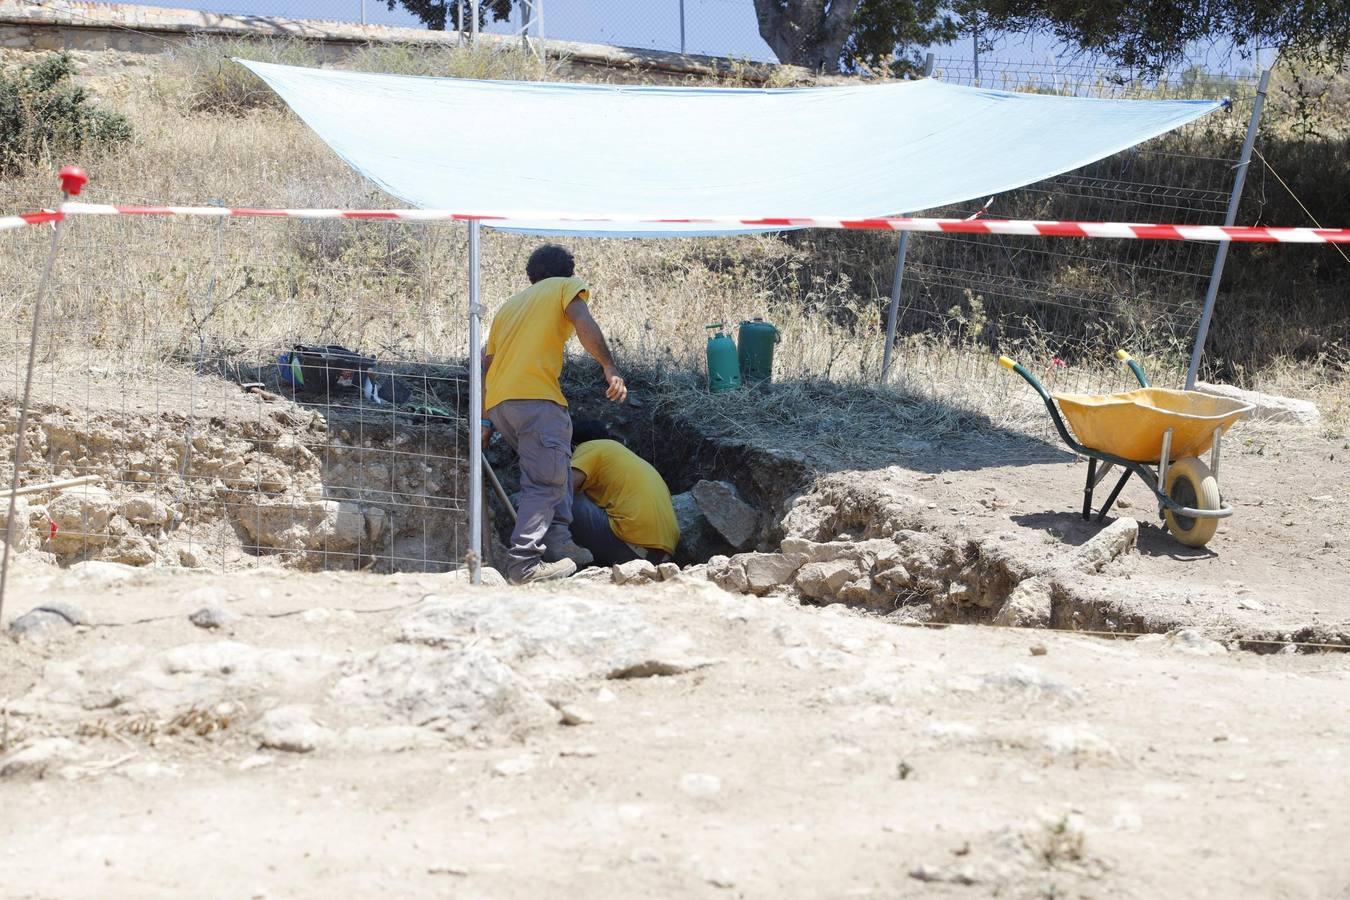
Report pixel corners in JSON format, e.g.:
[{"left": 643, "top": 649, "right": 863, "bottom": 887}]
[
  {"left": 1115, "top": 349, "right": 1133, "bottom": 363},
  {"left": 998, "top": 355, "right": 1017, "bottom": 370}
]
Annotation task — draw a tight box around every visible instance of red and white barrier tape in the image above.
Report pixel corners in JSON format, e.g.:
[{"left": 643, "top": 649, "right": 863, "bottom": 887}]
[
  {"left": 4, "top": 203, "right": 1350, "bottom": 243},
  {"left": 0, "top": 211, "right": 62, "bottom": 232}
]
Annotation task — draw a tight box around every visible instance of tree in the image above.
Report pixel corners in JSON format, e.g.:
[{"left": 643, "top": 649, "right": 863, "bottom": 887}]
[
  {"left": 388, "top": 0, "right": 514, "bottom": 32},
  {"left": 754, "top": 0, "right": 1350, "bottom": 75},
  {"left": 978, "top": 0, "right": 1350, "bottom": 72}
]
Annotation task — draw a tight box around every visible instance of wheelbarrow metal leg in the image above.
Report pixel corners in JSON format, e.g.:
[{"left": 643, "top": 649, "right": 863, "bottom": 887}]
[
  {"left": 1156, "top": 428, "right": 1174, "bottom": 519},
  {"left": 1097, "top": 468, "right": 1133, "bottom": 522},
  {"left": 1082, "top": 458, "right": 1097, "bottom": 520},
  {"left": 1210, "top": 427, "right": 1222, "bottom": 482}
]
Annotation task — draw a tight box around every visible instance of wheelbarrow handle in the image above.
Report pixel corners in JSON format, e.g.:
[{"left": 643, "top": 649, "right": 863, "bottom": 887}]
[
  {"left": 998, "top": 355, "right": 1083, "bottom": 453},
  {"left": 1114, "top": 349, "right": 1150, "bottom": 388}
]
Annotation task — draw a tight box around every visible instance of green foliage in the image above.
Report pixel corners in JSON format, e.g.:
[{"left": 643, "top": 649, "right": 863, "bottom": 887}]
[
  {"left": 171, "top": 36, "right": 319, "bottom": 113},
  {"left": 386, "top": 0, "right": 513, "bottom": 31},
  {"left": 846, "top": 0, "right": 961, "bottom": 74},
  {"left": 0, "top": 53, "right": 131, "bottom": 175},
  {"left": 979, "top": 0, "right": 1350, "bottom": 75}
]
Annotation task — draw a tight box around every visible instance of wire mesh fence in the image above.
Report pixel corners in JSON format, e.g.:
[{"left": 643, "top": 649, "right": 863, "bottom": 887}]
[
  {"left": 0, "top": 47, "right": 1275, "bottom": 570},
  {"left": 1, "top": 201, "right": 473, "bottom": 575},
  {"left": 880, "top": 59, "right": 1264, "bottom": 439}
]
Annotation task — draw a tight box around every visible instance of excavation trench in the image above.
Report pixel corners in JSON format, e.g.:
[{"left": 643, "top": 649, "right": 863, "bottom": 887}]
[{"left": 4, "top": 369, "right": 1344, "bottom": 653}]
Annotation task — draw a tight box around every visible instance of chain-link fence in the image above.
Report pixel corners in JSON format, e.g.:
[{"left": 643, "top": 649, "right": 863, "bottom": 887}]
[
  {"left": 1, "top": 192, "right": 474, "bottom": 575},
  {"left": 875, "top": 59, "right": 1265, "bottom": 444}
]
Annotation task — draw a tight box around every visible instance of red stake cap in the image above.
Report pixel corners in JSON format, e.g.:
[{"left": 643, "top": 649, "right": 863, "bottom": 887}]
[{"left": 59, "top": 165, "right": 89, "bottom": 196}]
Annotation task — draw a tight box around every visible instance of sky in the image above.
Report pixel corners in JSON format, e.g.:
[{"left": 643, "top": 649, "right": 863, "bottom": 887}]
[{"left": 111, "top": 0, "right": 1277, "bottom": 75}]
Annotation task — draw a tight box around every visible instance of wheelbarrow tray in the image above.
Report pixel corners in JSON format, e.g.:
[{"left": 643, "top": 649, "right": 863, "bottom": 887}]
[{"left": 1051, "top": 388, "right": 1253, "bottom": 463}]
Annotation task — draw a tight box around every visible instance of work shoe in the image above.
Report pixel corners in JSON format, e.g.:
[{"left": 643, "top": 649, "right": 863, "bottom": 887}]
[
  {"left": 544, "top": 541, "right": 594, "bottom": 568},
  {"left": 509, "top": 558, "right": 577, "bottom": 586}
]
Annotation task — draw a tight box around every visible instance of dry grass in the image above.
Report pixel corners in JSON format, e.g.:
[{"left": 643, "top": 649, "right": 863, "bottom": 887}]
[{"left": 1, "top": 39, "right": 1347, "bottom": 454}]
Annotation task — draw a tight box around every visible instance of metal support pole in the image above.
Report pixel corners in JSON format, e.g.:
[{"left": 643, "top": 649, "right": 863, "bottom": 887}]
[
  {"left": 470, "top": 0, "right": 479, "bottom": 42},
  {"left": 467, "top": 220, "right": 484, "bottom": 585},
  {"left": 880, "top": 53, "right": 935, "bottom": 383},
  {"left": 536, "top": 0, "right": 545, "bottom": 42},
  {"left": 360, "top": 0, "right": 366, "bottom": 25},
  {"left": 1, "top": 209, "right": 69, "bottom": 621},
  {"left": 1185, "top": 67, "right": 1271, "bottom": 389},
  {"left": 679, "top": 0, "right": 686, "bottom": 54},
  {"left": 880, "top": 230, "right": 912, "bottom": 382}
]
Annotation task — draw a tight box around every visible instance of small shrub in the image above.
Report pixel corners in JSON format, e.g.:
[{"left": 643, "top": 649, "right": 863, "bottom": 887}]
[
  {"left": 0, "top": 53, "right": 132, "bottom": 175},
  {"left": 171, "top": 36, "right": 319, "bottom": 113}
]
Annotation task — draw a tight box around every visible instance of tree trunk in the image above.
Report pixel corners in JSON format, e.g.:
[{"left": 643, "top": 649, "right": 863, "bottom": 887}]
[{"left": 753, "top": 0, "right": 865, "bottom": 72}]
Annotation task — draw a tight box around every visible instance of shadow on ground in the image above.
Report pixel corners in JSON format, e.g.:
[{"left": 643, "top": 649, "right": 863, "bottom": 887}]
[{"left": 1011, "top": 511, "right": 1217, "bottom": 561}]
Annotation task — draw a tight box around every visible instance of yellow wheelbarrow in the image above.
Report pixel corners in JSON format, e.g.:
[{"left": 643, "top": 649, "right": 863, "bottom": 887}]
[{"left": 1000, "top": 351, "right": 1253, "bottom": 547}]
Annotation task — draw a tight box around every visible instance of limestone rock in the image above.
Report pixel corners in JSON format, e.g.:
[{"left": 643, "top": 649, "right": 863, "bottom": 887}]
[
  {"left": 671, "top": 491, "right": 723, "bottom": 562},
  {"left": 0, "top": 497, "right": 35, "bottom": 553},
  {"left": 230, "top": 494, "right": 373, "bottom": 555},
  {"left": 1065, "top": 518, "right": 1138, "bottom": 575},
  {"left": 189, "top": 606, "right": 240, "bottom": 630},
  {"left": 559, "top": 704, "right": 594, "bottom": 726},
  {"left": 0, "top": 738, "right": 89, "bottom": 780},
  {"left": 253, "top": 705, "right": 333, "bottom": 753},
  {"left": 9, "top": 609, "right": 75, "bottom": 638},
  {"left": 9, "top": 599, "right": 88, "bottom": 638},
  {"left": 993, "top": 576, "right": 1053, "bottom": 628},
  {"left": 46, "top": 486, "right": 116, "bottom": 554},
  {"left": 708, "top": 556, "right": 749, "bottom": 594},
  {"left": 731, "top": 552, "right": 799, "bottom": 595},
  {"left": 657, "top": 562, "right": 681, "bottom": 581},
  {"left": 332, "top": 643, "right": 554, "bottom": 738},
  {"left": 691, "top": 481, "right": 758, "bottom": 551},
  {"left": 364, "top": 507, "right": 386, "bottom": 542},
  {"left": 795, "top": 559, "right": 866, "bottom": 601},
  {"left": 118, "top": 495, "right": 171, "bottom": 528},
  {"left": 395, "top": 592, "right": 700, "bottom": 688},
  {"left": 1195, "top": 381, "right": 1320, "bottom": 427},
  {"left": 612, "top": 559, "right": 658, "bottom": 585}
]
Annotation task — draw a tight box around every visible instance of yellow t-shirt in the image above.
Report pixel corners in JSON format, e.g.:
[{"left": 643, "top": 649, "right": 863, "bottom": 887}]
[
  {"left": 484, "top": 276, "right": 590, "bottom": 412},
  {"left": 571, "top": 440, "right": 680, "bottom": 555}
]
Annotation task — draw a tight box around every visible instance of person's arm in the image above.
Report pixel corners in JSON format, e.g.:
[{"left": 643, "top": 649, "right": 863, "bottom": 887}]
[
  {"left": 571, "top": 468, "right": 586, "bottom": 494},
  {"left": 565, "top": 298, "right": 627, "bottom": 403}
]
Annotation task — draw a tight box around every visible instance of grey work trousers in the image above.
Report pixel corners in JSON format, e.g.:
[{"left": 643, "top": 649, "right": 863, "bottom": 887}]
[
  {"left": 487, "top": 399, "right": 574, "bottom": 578},
  {"left": 571, "top": 493, "right": 672, "bottom": 568}
]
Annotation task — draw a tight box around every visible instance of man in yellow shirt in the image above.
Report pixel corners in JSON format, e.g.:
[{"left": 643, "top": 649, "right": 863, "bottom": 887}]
[
  {"left": 483, "top": 244, "right": 627, "bottom": 585},
  {"left": 569, "top": 429, "right": 680, "bottom": 567}
]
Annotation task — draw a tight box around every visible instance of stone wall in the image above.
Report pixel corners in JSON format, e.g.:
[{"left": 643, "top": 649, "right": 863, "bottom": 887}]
[{"left": 0, "top": 0, "right": 801, "bottom": 84}]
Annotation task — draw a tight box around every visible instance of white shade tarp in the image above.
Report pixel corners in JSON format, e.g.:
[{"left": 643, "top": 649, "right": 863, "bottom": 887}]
[{"left": 239, "top": 60, "right": 1223, "bottom": 237}]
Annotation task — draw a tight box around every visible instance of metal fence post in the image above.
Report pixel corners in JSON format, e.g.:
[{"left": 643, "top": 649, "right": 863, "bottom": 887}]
[
  {"left": 881, "top": 52, "right": 935, "bottom": 383},
  {"left": 467, "top": 220, "right": 484, "bottom": 585},
  {"left": 1184, "top": 67, "right": 1271, "bottom": 390},
  {"left": 1, "top": 184, "right": 75, "bottom": 619}
]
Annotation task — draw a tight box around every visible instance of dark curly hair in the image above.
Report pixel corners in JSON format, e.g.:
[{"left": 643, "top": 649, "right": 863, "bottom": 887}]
[
  {"left": 526, "top": 244, "right": 575, "bottom": 283},
  {"left": 570, "top": 418, "right": 612, "bottom": 446}
]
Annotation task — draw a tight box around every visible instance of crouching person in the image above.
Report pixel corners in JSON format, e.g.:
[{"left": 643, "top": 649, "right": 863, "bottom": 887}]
[
  {"left": 569, "top": 430, "right": 680, "bottom": 566},
  {"left": 483, "top": 245, "right": 627, "bottom": 585}
]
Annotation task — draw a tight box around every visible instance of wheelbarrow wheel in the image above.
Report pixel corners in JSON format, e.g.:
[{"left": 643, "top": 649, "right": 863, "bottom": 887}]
[{"left": 1162, "top": 456, "right": 1221, "bottom": 547}]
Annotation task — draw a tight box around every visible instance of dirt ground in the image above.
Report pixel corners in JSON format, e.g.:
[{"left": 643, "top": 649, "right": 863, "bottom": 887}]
[
  {"left": 896, "top": 420, "right": 1350, "bottom": 645},
  {"left": 1, "top": 560, "right": 1347, "bottom": 899}
]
